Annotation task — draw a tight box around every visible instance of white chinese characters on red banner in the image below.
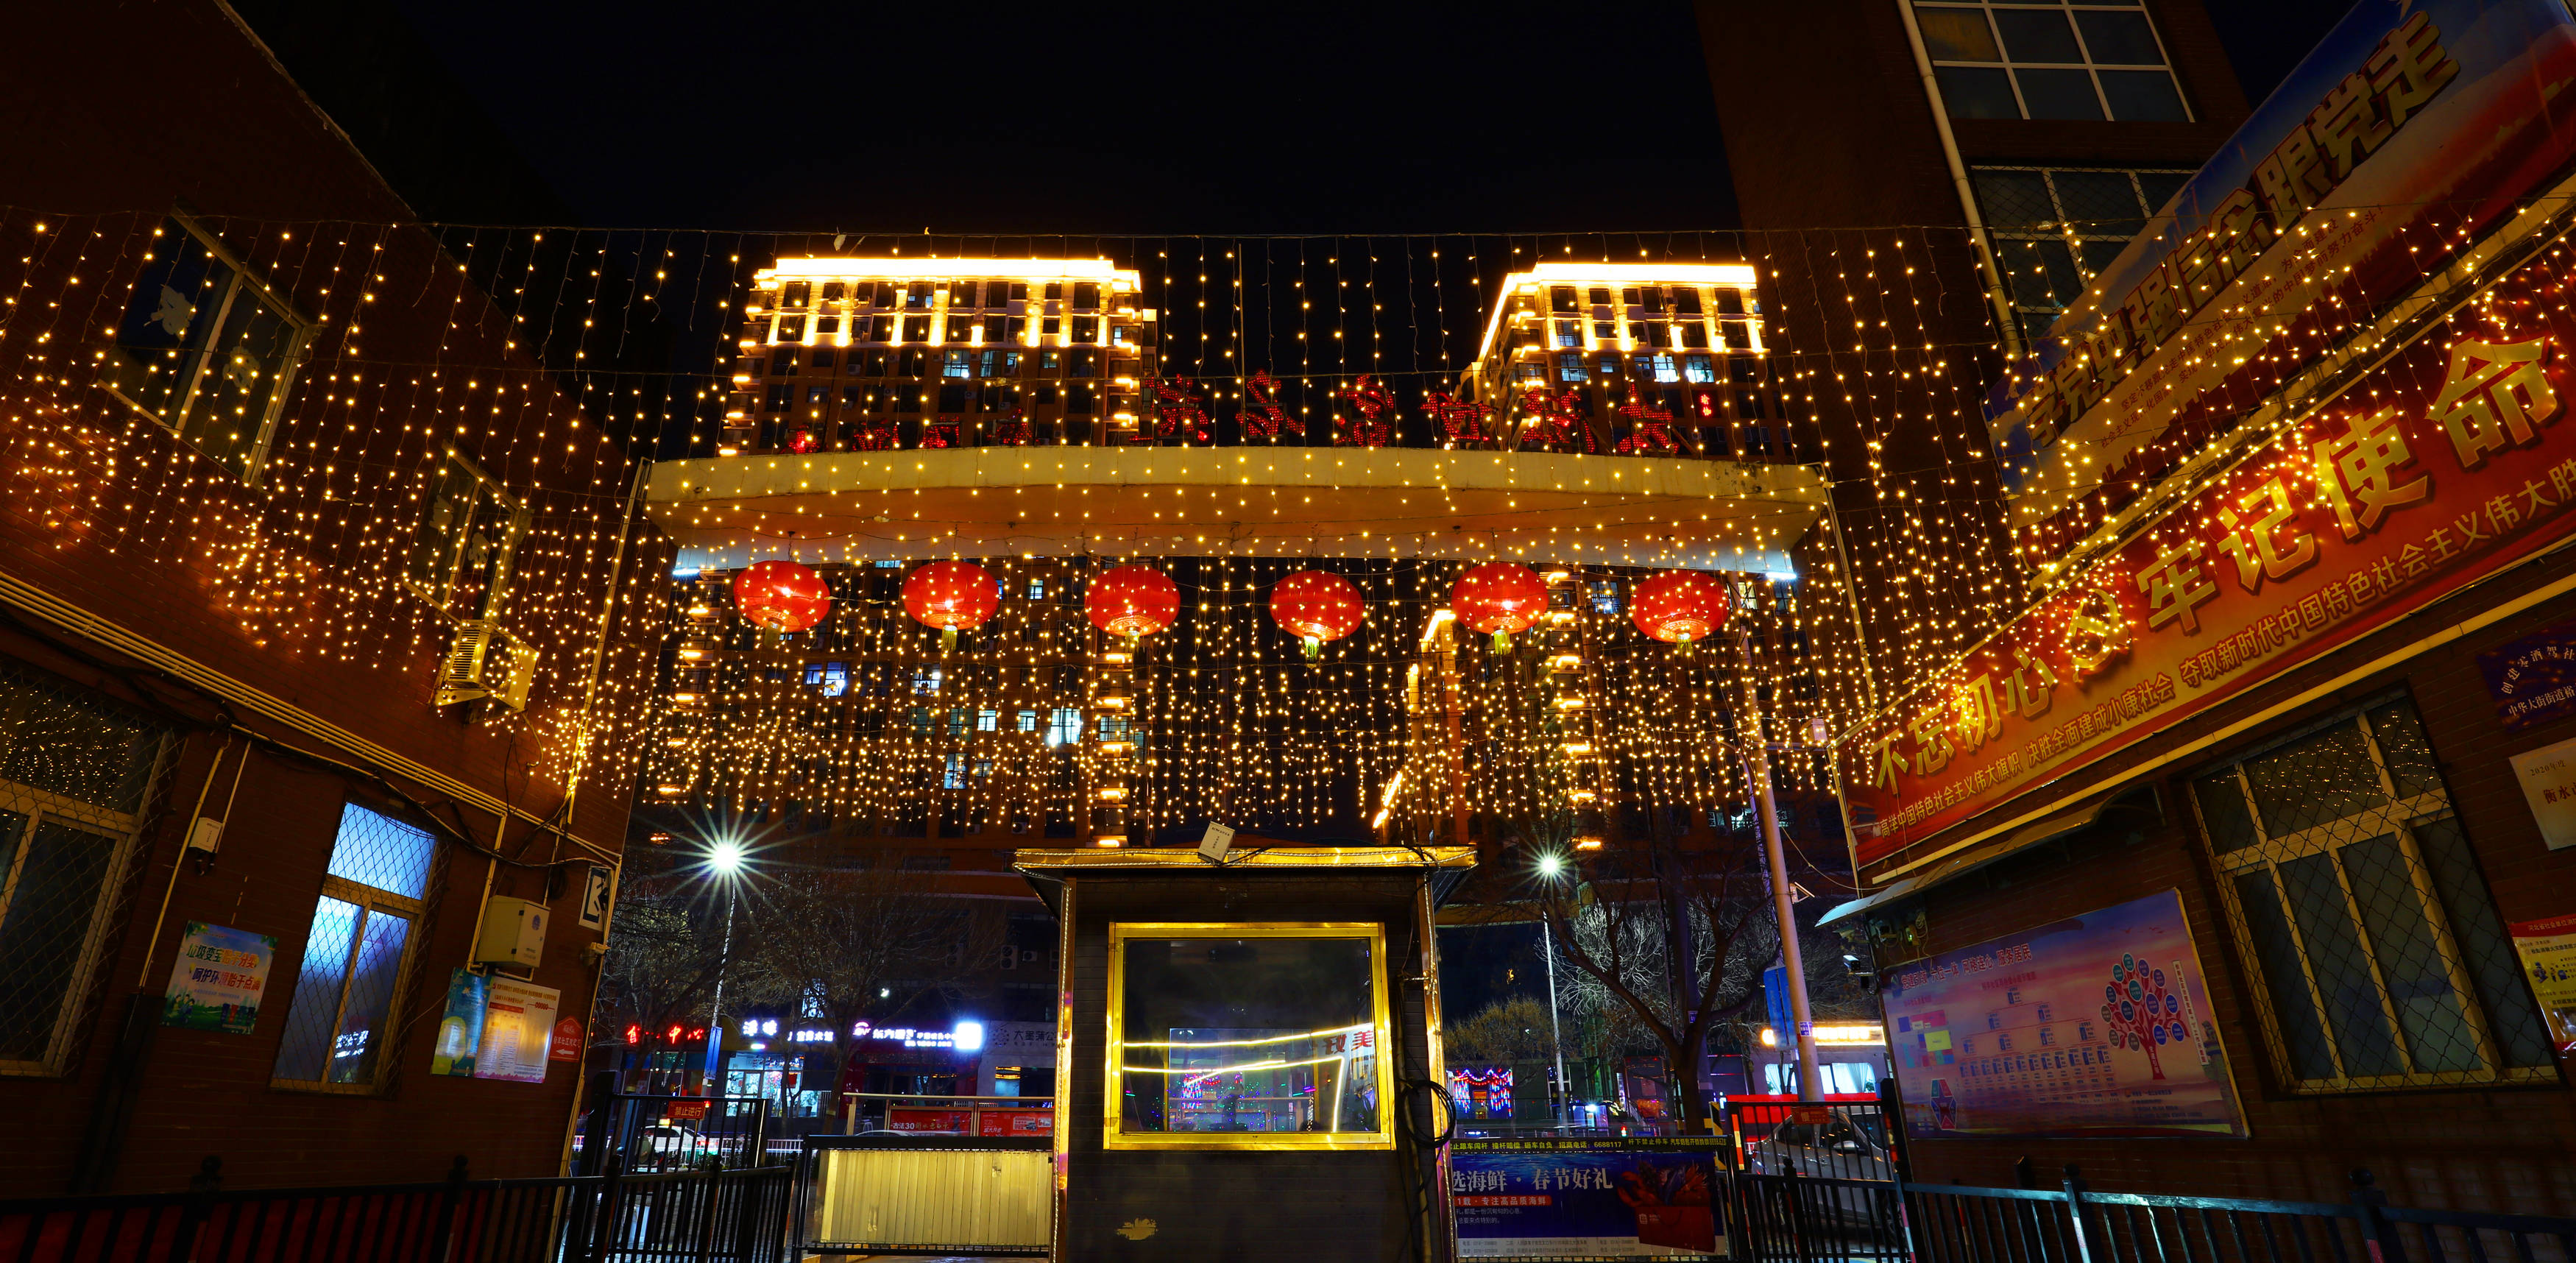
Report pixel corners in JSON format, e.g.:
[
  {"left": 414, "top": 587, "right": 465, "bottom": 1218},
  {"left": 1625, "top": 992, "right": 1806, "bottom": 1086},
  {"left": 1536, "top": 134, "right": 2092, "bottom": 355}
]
[{"left": 1844, "top": 258, "right": 2575, "bottom": 871}]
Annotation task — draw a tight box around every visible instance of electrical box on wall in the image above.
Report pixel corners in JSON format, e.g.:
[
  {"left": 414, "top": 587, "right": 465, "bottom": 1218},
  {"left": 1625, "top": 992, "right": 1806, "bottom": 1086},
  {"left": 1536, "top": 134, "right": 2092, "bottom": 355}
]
[{"left": 475, "top": 896, "right": 547, "bottom": 968}]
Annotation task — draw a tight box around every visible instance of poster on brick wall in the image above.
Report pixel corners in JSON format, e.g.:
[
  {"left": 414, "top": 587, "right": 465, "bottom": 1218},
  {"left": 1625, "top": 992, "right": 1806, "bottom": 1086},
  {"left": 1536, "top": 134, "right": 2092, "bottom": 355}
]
[
  {"left": 1880, "top": 891, "right": 2246, "bottom": 1139},
  {"left": 160, "top": 922, "right": 275, "bottom": 1035},
  {"left": 470, "top": 977, "right": 560, "bottom": 1084},
  {"left": 2508, "top": 913, "right": 2576, "bottom": 1054}
]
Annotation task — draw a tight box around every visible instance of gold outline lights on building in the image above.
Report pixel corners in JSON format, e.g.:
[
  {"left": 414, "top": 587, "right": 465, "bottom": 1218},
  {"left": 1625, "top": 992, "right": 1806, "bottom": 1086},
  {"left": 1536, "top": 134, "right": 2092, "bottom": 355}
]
[
  {"left": 725, "top": 257, "right": 1156, "bottom": 455},
  {"left": 1458, "top": 261, "right": 1781, "bottom": 458}
]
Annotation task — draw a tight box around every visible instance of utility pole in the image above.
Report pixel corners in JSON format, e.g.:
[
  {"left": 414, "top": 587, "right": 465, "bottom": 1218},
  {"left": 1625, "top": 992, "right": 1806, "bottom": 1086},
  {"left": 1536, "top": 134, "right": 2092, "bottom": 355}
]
[
  {"left": 1735, "top": 626, "right": 1822, "bottom": 1102},
  {"left": 1538, "top": 913, "right": 1570, "bottom": 1127}
]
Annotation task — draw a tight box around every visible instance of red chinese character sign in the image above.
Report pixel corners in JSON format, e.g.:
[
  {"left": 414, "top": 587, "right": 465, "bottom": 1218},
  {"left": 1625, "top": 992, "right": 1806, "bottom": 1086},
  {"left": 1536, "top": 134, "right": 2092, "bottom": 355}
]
[
  {"left": 1270, "top": 569, "right": 1363, "bottom": 658},
  {"left": 1451, "top": 562, "right": 1548, "bottom": 651},
  {"left": 1842, "top": 254, "right": 2576, "bottom": 875},
  {"left": 902, "top": 561, "right": 1000, "bottom": 649},
  {"left": 1086, "top": 565, "right": 1181, "bottom": 640},
  {"left": 732, "top": 559, "right": 832, "bottom": 634}
]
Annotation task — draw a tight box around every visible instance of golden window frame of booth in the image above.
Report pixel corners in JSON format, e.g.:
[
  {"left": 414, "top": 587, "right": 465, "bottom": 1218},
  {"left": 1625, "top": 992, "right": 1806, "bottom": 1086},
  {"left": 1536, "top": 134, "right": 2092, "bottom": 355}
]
[{"left": 1103, "top": 922, "right": 1395, "bottom": 1151}]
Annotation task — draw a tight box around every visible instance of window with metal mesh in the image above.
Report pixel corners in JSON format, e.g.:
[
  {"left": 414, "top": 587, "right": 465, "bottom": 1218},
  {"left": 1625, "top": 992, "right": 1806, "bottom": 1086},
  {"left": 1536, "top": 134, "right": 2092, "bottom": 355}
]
[
  {"left": 272, "top": 804, "right": 436, "bottom": 1092},
  {"left": 2188, "top": 698, "right": 2555, "bottom": 1092},
  {"left": 0, "top": 665, "right": 171, "bottom": 1076},
  {"left": 1970, "top": 166, "right": 2193, "bottom": 343}
]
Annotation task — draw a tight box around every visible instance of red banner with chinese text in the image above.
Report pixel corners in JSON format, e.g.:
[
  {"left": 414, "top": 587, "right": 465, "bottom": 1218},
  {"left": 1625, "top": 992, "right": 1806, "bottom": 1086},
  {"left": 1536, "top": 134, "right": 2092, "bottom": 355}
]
[{"left": 1845, "top": 251, "right": 2576, "bottom": 871}]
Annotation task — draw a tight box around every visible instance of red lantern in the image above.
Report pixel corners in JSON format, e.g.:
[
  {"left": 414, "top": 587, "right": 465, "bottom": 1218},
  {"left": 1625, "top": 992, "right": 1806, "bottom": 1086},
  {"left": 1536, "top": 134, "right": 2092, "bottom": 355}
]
[
  {"left": 1450, "top": 562, "right": 1549, "bottom": 651},
  {"left": 1270, "top": 570, "right": 1364, "bottom": 658},
  {"left": 1630, "top": 570, "right": 1730, "bottom": 645},
  {"left": 1086, "top": 565, "right": 1180, "bottom": 640},
  {"left": 902, "top": 561, "right": 1000, "bottom": 648},
  {"left": 731, "top": 559, "right": 832, "bottom": 634}
]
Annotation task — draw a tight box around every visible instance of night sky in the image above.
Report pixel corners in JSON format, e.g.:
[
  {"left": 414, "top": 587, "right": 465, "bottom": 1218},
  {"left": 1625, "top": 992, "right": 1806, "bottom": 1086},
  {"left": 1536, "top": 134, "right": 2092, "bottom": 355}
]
[{"left": 386, "top": 1, "right": 2354, "bottom": 236}]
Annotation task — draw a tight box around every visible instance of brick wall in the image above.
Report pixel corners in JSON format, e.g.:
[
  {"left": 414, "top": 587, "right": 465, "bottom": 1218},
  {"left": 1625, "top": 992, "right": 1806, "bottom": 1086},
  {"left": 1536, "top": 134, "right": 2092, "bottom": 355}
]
[
  {"left": 1892, "top": 551, "right": 2576, "bottom": 1214},
  {"left": 0, "top": 0, "right": 661, "bottom": 1192}
]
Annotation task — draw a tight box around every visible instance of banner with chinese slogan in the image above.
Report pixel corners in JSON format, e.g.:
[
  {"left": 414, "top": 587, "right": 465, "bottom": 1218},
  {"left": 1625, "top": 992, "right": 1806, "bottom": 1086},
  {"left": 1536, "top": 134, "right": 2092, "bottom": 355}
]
[
  {"left": 1451, "top": 1138, "right": 1725, "bottom": 1259},
  {"left": 1988, "top": 0, "right": 2576, "bottom": 544},
  {"left": 1847, "top": 249, "right": 2576, "bottom": 870}
]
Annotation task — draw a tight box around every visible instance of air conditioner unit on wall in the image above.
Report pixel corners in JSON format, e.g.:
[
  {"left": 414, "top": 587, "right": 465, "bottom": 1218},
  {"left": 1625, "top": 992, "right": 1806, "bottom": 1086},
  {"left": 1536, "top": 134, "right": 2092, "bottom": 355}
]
[{"left": 437, "top": 619, "right": 536, "bottom": 712}]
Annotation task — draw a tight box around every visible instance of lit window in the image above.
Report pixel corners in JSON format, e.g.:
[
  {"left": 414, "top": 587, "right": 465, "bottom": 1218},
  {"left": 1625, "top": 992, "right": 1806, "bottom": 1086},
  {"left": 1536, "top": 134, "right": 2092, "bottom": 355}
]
[
  {"left": 944, "top": 753, "right": 966, "bottom": 790},
  {"left": 1108, "top": 924, "right": 1392, "bottom": 1149},
  {"left": 103, "top": 216, "right": 311, "bottom": 483},
  {"left": 1682, "top": 355, "right": 1717, "bottom": 384},
  {"left": 1047, "top": 708, "right": 1083, "bottom": 746},
  {"left": 273, "top": 804, "right": 434, "bottom": 1092},
  {"left": 1557, "top": 353, "right": 1584, "bottom": 383},
  {"left": 1017, "top": 710, "right": 1039, "bottom": 732},
  {"left": 977, "top": 708, "right": 1000, "bottom": 732},
  {"left": 1027, "top": 579, "right": 1047, "bottom": 601},
  {"left": 1650, "top": 354, "right": 1680, "bottom": 383}
]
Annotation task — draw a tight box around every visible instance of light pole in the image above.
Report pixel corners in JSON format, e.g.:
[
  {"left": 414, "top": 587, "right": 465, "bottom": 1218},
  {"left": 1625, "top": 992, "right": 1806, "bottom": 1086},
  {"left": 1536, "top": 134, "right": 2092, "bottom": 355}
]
[
  {"left": 1735, "top": 626, "right": 1822, "bottom": 1102},
  {"left": 1535, "top": 852, "right": 1571, "bottom": 1131},
  {"left": 701, "top": 838, "right": 745, "bottom": 1097}
]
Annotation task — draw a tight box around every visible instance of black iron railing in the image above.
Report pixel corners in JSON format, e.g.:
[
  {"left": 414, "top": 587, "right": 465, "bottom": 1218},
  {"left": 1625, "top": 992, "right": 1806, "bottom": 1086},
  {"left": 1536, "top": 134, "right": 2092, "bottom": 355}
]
[{"left": 0, "top": 1156, "right": 796, "bottom": 1263}]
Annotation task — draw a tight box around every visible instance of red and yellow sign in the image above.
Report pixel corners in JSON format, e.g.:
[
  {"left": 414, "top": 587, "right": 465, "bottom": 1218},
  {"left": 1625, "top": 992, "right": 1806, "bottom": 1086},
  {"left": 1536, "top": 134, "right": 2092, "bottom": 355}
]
[{"left": 1847, "top": 252, "right": 2576, "bottom": 871}]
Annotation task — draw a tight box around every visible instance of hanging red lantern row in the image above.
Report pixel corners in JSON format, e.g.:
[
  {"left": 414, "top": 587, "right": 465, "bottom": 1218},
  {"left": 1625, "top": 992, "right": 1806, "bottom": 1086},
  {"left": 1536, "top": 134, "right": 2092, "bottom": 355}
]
[
  {"left": 1270, "top": 569, "right": 1363, "bottom": 659},
  {"left": 1085, "top": 565, "right": 1181, "bottom": 640},
  {"left": 731, "top": 559, "right": 832, "bottom": 634},
  {"left": 1450, "top": 562, "right": 1548, "bottom": 651},
  {"left": 902, "top": 560, "right": 1001, "bottom": 649},
  {"left": 1630, "top": 570, "right": 1730, "bottom": 646}
]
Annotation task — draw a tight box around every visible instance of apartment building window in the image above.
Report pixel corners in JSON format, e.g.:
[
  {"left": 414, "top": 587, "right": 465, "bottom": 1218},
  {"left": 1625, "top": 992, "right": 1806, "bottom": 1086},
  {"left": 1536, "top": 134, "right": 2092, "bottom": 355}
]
[
  {"left": 273, "top": 804, "right": 436, "bottom": 1092},
  {"left": 1017, "top": 710, "right": 1039, "bottom": 732},
  {"left": 0, "top": 666, "right": 171, "bottom": 1077},
  {"left": 2188, "top": 698, "right": 2553, "bottom": 1092},
  {"left": 1046, "top": 708, "right": 1083, "bottom": 746},
  {"left": 105, "top": 216, "right": 311, "bottom": 483},
  {"left": 406, "top": 450, "right": 528, "bottom": 618},
  {"left": 1917, "top": 2, "right": 2188, "bottom": 121},
  {"left": 1974, "top": 166, "right": 2193, "bottom": 336}
]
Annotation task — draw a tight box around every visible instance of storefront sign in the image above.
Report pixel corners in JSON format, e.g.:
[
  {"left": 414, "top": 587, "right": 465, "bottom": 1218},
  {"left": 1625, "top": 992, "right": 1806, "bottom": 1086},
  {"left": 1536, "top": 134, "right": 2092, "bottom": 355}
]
[
  {"left": 2480, "top": 618, "right": 2576, "bottom": 729},
  {"left": 472, "top": 977, "right": 562, "bottom": 1084},
  {"left": 1846, "top": 253, "right": 2576, "bottom": 872},
  {"left": 1881, "top": 891, "right": 2245, "bottom": 1139},
  {"left": 1451, "top": 1138, "right": 1724, "bottom": 1259},
  {"left": 1990, "top": 0, "right": 2576, "bottom": 522},
  {"left": 160, "top": 922, "right": 275, "bottom": 1035},
  {"left": 2510, "top": 736, "right": 2576, "bottom": 850},
  {"left": 884, "top": 1105, "right": 1051, "bottom": 1135},
  {"left": 431, "top": 969, "right": 488, "bottom": 1076},
  {"left": 2508, "top": 913, "right": 2576, "bottom": 1053}
]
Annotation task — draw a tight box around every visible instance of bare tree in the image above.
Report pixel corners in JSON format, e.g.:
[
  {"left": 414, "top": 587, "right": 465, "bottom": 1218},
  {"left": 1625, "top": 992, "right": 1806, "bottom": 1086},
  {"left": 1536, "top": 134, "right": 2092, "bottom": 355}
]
[
  {"left": 1443, "top": 996, "right": 1561, "bottom": 1065},
  {"left": 596, "top": 860, "right": 735, "bottom": 1050},
  {"left": 1532, "top": 829, "right": 1775, "bottom": 1136},
  {"left": 737, "top": 854, "right": 1004, "bottom": 1123}
]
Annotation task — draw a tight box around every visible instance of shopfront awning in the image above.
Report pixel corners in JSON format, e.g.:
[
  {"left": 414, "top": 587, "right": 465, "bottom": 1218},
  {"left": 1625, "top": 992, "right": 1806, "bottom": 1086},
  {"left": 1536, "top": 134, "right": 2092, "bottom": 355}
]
[{"left": 1819, "top": 785, "right": 2157, "bottom": 927}]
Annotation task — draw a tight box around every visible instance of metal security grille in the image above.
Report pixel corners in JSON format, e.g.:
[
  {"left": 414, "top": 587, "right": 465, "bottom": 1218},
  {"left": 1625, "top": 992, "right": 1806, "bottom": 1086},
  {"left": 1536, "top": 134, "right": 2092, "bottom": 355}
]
[
  {"left": 271, "top": 803, "right": 436, "bottom": 1092},
  {"left": 0, "top": 662, "right": 174, "bottom": 1077},
  {"left": 2189, "top": 698, "right": 2556, "bottom": 1092},
  {"left": 1970, "top": 166, "right": 2193, "bottom": 342}
]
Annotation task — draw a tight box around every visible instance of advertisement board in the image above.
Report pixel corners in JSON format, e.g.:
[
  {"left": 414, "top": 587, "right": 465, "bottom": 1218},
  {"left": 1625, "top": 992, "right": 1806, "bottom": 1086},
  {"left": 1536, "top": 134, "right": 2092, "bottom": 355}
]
[
  {"left": 430, "top": 969, "right": 488, "bottom": 1076},
  {"left": 1846, "top": 248, "right": 2576, "bottom": 871},
  {"left": 1881, "top": 891, "right": 2244, "bottom": 1140},
  {"left": 2508, "top": 913, "right": 2576, "bottom": 1052},
  {"left": 1451, "top": 1138, "right": 1724, "bottom": 1259},
  {"left": 160, "top": 922, "right": 275, "bottom": 1035},
  {"left": 471, "top": 976, "right": 562, "bottom": 1084},
  {"left": 885, "top": 1106, "right": 1054, "bottom": 1136}
]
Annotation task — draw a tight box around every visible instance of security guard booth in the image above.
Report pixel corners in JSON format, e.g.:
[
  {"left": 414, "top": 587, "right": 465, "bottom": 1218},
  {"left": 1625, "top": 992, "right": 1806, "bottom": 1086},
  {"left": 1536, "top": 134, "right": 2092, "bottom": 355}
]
[{"left": 1013, "top": 845, "right": 1476, "bottom": 1262}]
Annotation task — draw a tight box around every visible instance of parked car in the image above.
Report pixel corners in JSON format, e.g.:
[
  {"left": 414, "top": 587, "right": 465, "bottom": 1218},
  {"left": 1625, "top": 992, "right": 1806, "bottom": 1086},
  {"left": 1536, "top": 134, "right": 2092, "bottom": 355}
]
[
  {"left": 632, "top": 1123, "right": 717, "bottom": 1170},
  {"left": 1744, "top": 1110, "right": 1897, "bottom": 1233}
]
